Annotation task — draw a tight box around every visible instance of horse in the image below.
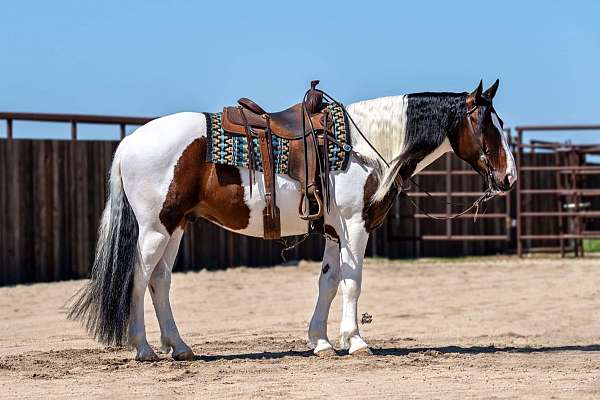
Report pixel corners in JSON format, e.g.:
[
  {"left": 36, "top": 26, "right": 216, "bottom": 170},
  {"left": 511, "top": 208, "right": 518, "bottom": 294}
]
[{"left": 69, "top": 79, "right": 517, "bottom": 361}]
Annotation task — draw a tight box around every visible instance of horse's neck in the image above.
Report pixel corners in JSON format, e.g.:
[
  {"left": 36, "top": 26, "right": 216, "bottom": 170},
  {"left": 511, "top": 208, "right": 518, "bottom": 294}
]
[
  {"left": 346, "top": 95, "right": 409, "bottom": 165},
  {"left": 346, "top": 94, "right": 455, "bottom": 171},
  {"left": 347, "top": 94, "right": 457, "bottom": 203}
]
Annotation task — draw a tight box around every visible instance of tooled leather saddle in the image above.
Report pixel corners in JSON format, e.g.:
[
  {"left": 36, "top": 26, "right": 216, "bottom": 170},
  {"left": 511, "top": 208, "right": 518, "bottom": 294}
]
[{"left": 219, "top": 80, "right": 348, "bottom": 240}]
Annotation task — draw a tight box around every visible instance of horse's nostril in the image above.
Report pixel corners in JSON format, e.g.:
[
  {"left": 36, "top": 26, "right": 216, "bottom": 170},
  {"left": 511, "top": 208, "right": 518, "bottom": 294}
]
[{"left": 503, "top": 175, "right": 512, "bottom": 189}]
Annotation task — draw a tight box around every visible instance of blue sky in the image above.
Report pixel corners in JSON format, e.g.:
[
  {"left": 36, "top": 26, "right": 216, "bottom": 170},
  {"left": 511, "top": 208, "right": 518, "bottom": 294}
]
[{"left": 0, "top": 0, "right": 598, "bottom": 142}]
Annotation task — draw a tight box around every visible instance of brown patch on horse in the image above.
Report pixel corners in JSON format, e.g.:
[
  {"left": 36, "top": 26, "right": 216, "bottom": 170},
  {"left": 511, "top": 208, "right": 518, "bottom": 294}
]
[
  {"left": 450, "top": 117, "right": 482, "bottom": 168},
  {"left": 159, "top": 138, "right": 250, "bottom": 234},
  {"left": 362, "top": 172, "right": 398, "bottom": 232},
  {"left": 452, "top": 108, "right": 507, "bottom": 182}
]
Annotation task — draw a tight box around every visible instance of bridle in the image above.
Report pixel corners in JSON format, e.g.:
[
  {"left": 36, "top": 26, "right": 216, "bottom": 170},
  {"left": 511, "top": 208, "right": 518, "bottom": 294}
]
[{"left": 466, "top": 102, "right": 502, "bottom": 194}]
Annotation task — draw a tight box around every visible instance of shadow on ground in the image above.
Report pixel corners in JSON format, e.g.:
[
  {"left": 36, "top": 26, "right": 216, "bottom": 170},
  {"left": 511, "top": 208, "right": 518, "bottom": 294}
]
[{"left": 192, "top": 344, "right": 600, "bottom": 362}]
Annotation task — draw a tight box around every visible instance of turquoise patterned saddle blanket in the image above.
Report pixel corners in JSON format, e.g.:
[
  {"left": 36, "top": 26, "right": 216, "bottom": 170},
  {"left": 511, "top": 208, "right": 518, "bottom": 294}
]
[{"left": 205, "top": 104, "right": 351, "bottom": 174}]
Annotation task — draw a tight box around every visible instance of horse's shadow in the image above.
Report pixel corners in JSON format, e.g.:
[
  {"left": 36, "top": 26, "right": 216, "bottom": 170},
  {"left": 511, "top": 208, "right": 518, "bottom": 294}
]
[
  {"left": 372, "top": 344, "right": 600, "bottom": 356},
  {"left": 192, "top": 344, "right": 600, "bottom": 362}
]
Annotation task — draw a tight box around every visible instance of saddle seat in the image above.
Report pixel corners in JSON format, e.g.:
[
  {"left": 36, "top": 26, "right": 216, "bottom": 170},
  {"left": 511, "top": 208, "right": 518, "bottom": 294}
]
[
  {"left": 220, "top": 80, "right": 333, "bottom": 240},
  {"left": 222, "top": 102, "right": 326, "bottom": 140}
]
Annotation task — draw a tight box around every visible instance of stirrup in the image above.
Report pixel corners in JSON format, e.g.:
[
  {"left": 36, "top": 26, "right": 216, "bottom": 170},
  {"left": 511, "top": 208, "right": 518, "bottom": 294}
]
[{"left": 298, "top": 192, "right": 323, "bottom": 221}]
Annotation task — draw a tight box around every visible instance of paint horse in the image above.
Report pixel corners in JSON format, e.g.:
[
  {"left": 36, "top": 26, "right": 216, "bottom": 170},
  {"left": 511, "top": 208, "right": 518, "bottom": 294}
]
[{"left": 69, "top": 80, "right": 517, "bottom": 361}]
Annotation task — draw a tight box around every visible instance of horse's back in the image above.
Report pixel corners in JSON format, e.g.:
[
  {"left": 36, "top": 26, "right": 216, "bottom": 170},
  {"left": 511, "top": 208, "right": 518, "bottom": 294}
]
[{"left": 125, "top": 112, "right": 207, "bottom": 151}]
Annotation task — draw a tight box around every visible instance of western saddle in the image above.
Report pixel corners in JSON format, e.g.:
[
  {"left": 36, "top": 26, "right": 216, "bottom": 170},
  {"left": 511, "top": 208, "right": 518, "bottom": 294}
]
[{"left": 221, "top": 80, "right": 335, "bottom": 240}]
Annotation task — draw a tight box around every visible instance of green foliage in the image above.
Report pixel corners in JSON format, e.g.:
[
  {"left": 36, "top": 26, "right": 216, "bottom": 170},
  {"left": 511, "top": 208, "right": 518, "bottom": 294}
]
[{"left": 583, "top": 239, "right": 600, "bottom": 253}]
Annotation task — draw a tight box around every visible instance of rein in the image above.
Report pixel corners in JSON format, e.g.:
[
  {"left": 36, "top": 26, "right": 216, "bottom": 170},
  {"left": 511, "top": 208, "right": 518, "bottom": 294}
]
[{"left": 403, "top": 180, "right": 495, "bottom": 222}]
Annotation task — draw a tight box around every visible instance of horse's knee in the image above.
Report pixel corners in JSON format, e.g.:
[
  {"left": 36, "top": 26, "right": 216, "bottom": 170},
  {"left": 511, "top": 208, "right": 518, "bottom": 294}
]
[{"left": 340, "top": 278, "right": 361, "bottom": 299}]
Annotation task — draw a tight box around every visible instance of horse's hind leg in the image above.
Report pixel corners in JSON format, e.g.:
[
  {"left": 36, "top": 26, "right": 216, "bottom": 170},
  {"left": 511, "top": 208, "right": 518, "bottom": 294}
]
[
  {"left": 129, "top": 224, "right": 170, "bottom": 361},
  {"left": 149, "top": 227, "right": 194, "bottom": 361}
]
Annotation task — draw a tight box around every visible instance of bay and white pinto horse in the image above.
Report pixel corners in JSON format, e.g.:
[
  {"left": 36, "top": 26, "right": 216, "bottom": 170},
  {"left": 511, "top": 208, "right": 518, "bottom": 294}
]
[{"left": 69, "top": 80, "right": 516, "bottom": 361}]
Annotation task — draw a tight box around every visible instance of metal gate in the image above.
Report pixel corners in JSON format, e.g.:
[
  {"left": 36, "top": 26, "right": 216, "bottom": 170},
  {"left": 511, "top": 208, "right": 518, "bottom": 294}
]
[{"left": 515, "top": 125, "right": 600, "bottom": 256}]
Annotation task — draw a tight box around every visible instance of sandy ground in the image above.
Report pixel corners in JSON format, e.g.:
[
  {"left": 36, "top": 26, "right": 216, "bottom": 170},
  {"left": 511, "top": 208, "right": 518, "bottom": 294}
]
[{"left": 1, "top": 256, "right": 600, "bottom": 399}]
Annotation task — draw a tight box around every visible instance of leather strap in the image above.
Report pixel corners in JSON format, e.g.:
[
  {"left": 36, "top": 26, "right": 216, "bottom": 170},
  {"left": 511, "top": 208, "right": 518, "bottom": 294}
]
[
  {"left": 258, "top": 118, "right": 281, "bottom": 239},
  {"left": 238, "top": 107, "right": 255, "bottom": 197}
]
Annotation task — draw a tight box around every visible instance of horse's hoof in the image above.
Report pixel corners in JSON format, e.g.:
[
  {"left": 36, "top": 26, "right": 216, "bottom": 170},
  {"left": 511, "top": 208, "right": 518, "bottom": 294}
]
[
  {"left": 159, "top": 344, "right": 171, "bottom": 354},
  {"left": 315, "top": 347, "right": 337, "bottom": 358},
  {"left": 135, "top": 351, "right": 159, "bottom": 362},
  {"left": 172, "top": 349, "right": 194, "bottom": 361},
  {"left": 350, "top": 346, "right": 372, "bottom": 356}
]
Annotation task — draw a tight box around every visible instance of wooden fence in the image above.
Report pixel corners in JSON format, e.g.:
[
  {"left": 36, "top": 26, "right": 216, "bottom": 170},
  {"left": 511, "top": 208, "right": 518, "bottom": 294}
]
[{"left": 0, "top": 138, "right": 560, "bottom": 285}]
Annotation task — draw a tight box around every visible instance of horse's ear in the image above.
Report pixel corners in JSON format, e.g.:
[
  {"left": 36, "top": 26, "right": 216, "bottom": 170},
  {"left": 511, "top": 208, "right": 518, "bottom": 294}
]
[
  {"left": 469, "top": 80, "right": 484, "bottom": 103},
  {"left": 483, "top": 79, "right": 500, "bottom": 100}
]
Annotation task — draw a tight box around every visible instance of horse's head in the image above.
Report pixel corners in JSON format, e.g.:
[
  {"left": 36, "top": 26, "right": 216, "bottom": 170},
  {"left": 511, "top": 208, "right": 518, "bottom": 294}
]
[{"left": 450, "top": 80, "right": 517, "bottom": 193}]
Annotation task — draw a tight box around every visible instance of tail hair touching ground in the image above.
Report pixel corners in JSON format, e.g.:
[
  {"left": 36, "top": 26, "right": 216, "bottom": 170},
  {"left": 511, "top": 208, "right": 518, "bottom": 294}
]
[{"left": 68, "top": 147, "right": 140, "bottom": 346}]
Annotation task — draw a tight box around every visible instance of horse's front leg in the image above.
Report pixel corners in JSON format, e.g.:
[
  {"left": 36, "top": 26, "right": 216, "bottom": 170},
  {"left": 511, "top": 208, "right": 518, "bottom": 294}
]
[
  {"left": 308, "top": 236, "right": 341, "bottom": 356},
  {"left": 338, "top": 219, "right": 370, "bottom": 355}
]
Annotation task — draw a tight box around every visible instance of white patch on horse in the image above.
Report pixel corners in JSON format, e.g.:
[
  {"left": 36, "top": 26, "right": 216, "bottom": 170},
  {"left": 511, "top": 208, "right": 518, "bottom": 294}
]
[
  {"left": 345, "top": 96, "right": 408, "bottom": 202},
  {"left": 411, "top": 138, "right": 453, "bottom": 176},
  {"left": 346, "top": 96, "right": 408, "bottom": 164},
  {"left": 232, "top": 169, "right": 309, "bottom": 237},
  {"left": 122, "top": 112, "right": 209, "bottom": 221},
  {"left": 491, "top": 112, "right": 517, "bottom": 186}
]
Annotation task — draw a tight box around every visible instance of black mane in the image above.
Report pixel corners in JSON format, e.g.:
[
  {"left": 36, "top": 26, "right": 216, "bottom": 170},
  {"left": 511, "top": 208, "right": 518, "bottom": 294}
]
[
  {"left": 407, "top": 91, "right": 468, "bottom": 98},
  {"left": 396, "top": 92, "right": 468, "bottom": 178}
]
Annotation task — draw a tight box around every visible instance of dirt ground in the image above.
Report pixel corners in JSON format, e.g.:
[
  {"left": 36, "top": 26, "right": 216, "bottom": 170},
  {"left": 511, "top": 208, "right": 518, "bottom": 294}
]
[{"left": 1, "top": 256, "right": 600, "bottom": 399}]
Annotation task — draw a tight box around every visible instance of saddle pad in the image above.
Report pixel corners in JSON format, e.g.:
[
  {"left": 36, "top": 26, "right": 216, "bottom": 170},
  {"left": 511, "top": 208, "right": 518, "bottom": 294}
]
[{"left": 205, "top": 104, "right": 351, "bottom": 174}]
